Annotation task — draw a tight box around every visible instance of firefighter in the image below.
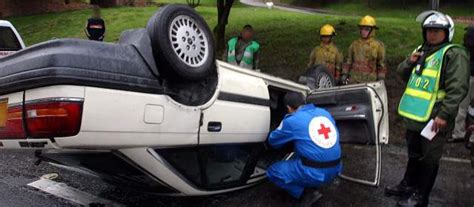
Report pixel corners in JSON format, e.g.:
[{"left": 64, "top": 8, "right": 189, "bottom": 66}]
[
  {"left": 308, "top": 24, "right": 344, "bottom": 82},
  {"left": 85, "top": 6, "right": 106, "bottom": 41},
  {"left": 266, "top": 92, "right": 342, "bottom": 205},
  {"left": 385, "top": 11, "right": 469, "bottom": 207},
  {"left": 342, "top": 15, "right": 387, "bottom": 84},
  {"left": 223, "top": 25, "right": 260, "bottom": 70}
]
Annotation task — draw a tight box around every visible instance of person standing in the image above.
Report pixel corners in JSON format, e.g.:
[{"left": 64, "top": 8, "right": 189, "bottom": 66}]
[
  {"left": 85, "top": 6, "right": 106, "bottom": 42},
  {"left": 342, "top": 15, "right": 387, "bottom": 84},
  {"left": 223, "top": 25, "right": 260, "bottom": 70},
  {"left": 308, "top": 24, "right": 344, "bottom": 83},
  {"left": 448, "top": 26, "right": 474, "bottom": 143},
  {"left": 386, "top": 11, "right": 469, "bottom": 207}
]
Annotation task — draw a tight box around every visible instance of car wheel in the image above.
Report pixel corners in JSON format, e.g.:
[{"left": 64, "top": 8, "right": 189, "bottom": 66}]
[
  {"left": 298, "top": 64, "right": 336, "bottom": 90},
  {"left": 146, "top": 5, "right": 216, "bottom": 80}
]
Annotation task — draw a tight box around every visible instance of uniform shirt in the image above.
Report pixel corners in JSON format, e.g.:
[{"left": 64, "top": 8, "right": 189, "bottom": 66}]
[
  {"left": 86, "top": 18, "right": 106, "bottom": 41},
  {"left": 268, "top": 104, "right": 341, "bottom": 162},
  {"left": 308, "top": 42, "right": 344, "bottom": 79},
  {"left": 398, "top": 44, "right": 470, "bottom": 131},
  {"left": 343, "top": 38, "right": 387, "bottom": 83}
]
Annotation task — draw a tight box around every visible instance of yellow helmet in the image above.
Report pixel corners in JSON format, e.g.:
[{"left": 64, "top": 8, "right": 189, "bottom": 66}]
[
  {"left": 320, "top": 24, "right": 336, "bottom": 36},
  {"left": 359, "top": 15, "right": 377, "bottom": 28}
]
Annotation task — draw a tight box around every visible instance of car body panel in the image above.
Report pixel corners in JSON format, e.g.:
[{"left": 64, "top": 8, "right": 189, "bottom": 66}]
[{"left": 0, "top": 20, "right": 25, "bottom": 58}]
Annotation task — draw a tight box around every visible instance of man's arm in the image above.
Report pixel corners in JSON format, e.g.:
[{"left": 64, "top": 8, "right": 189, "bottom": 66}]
[
  {"left": 342, "top": 43, "right": 354, "bottom": 80},
  {"left": 376, "top": 43, "right": 387, "bottom": 80},
  {"left": 335, "top": 48, "right": 344, "bottom": 80},
  {"left": 308, "top": 48, "right": 316, "bottom": 67},
  {"left": 222, "top": 44, "right": 228, "bottom": 61},
  {"left": 253, "top": 50, "right": 259, "bottom": 70},
  {"left": 268, "top": 119, "right": 294, "bottom": 149},
  {"left": 84, "top": 21, "right": 91, "bottom": 39},
  {"left": 100, "top": 20, "right": 106, "bottom": 40},
  {"left": 437, "top": 48, "right": 470, "bottom": 121},
  {"left": 397, "top": 57, "right": 414, "bottom": 82}
]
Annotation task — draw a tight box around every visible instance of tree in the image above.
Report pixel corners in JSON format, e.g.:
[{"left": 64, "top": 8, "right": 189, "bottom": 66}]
[
  {"left": 430, "top": 0, "right": 440, "bottom": 10},
  {"left": 214, "top": 0, "right": 234, "bottom": 52}
]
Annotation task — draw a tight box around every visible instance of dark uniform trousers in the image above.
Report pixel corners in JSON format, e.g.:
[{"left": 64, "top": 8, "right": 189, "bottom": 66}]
[{"left": 403, "top": 130, "right": 446, "bottom": 204}]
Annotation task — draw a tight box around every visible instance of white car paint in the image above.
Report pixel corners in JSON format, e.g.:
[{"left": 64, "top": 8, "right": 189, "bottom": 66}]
[
  {"left": 0, "top": 20, "right": 25, "bottom": 58},
  {"left": 0, "top": 60, "right": 389, "bottom": 195}
]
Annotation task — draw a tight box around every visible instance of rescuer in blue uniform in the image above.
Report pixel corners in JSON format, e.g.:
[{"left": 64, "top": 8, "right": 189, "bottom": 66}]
[{"left": 266, "top": 92, "right": 342, "bottom": 205}]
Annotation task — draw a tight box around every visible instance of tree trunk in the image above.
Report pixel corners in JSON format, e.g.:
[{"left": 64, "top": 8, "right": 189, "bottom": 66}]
[
  {"left": 214, "top": 0, "right": 234, "bottom": 52},
  {"left": 430, "top": 0, "right": 440, "bottom": 10}
]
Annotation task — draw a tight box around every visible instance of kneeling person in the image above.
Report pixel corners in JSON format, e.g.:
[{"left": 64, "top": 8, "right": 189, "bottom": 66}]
[{"left": 266, "top": 92, "right": 342, "bottom": 204}]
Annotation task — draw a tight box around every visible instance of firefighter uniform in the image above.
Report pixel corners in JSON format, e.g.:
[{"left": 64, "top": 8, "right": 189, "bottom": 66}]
[
  {"left": 343, "top": 16, "right": 387, "bottom": 84},
  {"left": 266, "top": 104, "right": 342, "bottom": 199},
  {"left": 308, "top": 24, "right": 344, "bottom": 81}
]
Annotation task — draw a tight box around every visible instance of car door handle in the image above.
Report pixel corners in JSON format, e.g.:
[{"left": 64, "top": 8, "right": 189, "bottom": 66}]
[{"left": 208, "top": 122, "right": 222, "bottom": 132}]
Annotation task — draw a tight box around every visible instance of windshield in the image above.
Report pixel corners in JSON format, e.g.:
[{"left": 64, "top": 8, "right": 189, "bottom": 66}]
[{"left": 0, "top": 26, "right": 21, "bottom": 51}]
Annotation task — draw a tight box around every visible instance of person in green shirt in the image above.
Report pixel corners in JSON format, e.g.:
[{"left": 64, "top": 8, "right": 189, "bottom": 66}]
[
  {"left": 385, "top": 11, "right": 470, "bottom": 207},
  {"left": 223, "top": 25, "right": 260, "bottom": 70}
]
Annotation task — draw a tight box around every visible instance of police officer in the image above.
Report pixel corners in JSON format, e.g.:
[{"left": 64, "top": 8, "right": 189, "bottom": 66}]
[
  {"left": 342, "top": 15, "right": 387, "bottom": 84},
  {"left": 223, "top": 25, "right": 260, "bottom": 70},
  {"left": 85, "top": 6, "right": 106, "bottom": 41},
  {"left": 266, "top": 92, "right": 342, "bottom": 205},
  {"left": 308, "top": 24, "right": 344, "bottom": 83},
  {"left": 385, "top": 11, "right": 469, "bottom": 207}
]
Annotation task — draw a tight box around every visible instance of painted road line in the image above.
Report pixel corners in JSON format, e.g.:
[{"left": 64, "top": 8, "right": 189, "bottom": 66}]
[
  {"left": 27, "top": 178, "right": 125, "bottom": 206},
  {"left": 346, "top": 144, "right": 472, "bottom": 164}
]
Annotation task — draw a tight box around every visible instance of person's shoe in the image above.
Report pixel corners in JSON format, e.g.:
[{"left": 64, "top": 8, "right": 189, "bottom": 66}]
[
  {"left": 446, "top": 136, "right": 464, "bottom": 143},
  {"left": 397, "top": 192, "right": 427, "bottom": 207},
  {"left": 299, "top": 191, "right": 323, "bottom": 206},
  {"left": 385, "top": 179, "right": 416, "bottom": 196}
]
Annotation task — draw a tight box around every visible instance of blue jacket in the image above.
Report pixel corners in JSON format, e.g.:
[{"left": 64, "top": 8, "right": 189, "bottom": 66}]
[{"left": 268, "top": 104, "right": 341, "bottom": 162}]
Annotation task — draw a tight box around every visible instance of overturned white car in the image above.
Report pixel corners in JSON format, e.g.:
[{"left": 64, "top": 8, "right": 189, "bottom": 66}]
[{"left": 0, "top": 5, "right": 389, "bottom": 195}]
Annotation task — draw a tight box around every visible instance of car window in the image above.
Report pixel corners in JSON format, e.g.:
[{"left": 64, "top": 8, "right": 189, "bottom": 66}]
[{"left": 0, "top": 26, "right": 21, "bottom": 51}]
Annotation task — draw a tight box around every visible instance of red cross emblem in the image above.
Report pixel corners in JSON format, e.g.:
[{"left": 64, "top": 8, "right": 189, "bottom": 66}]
[{"left": 317, "top": 123, "right": 331, "bottom": 139}]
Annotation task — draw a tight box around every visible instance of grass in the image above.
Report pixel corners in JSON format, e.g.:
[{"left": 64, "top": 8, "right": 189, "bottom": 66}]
[{"left": 5, "top": 3, "right": 469, "bottom": 80}]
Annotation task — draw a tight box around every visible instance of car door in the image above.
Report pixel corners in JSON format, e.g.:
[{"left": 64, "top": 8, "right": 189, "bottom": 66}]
[{"left": 307, "top": 81, "right": 389, "bottom": 186}]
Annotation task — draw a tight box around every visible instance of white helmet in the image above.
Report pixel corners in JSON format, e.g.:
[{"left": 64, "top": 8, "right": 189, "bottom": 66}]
[{"left": 416, "top": 10, "right": 454, "bottom": 42}]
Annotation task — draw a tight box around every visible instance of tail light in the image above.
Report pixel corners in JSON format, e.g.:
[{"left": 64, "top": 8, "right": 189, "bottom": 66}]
[
  {"left": 25, "top": 100, "right": 83, "bottom": 138},
  {"left": 0, "top": 104, "right": 26, "bottom": 139}
]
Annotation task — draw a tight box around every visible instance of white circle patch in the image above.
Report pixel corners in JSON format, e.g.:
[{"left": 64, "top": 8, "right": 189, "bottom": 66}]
[{"left": 308, "top": 116, "right": 337, "bottom": 149}]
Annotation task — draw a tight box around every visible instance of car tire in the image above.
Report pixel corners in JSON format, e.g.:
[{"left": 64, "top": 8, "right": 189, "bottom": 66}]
[
  {"left": 146, "top": 5, "right": 216, "bottom": 80},
  {"left": 298, "top": 64, "right": 336, "bottom": 90}
]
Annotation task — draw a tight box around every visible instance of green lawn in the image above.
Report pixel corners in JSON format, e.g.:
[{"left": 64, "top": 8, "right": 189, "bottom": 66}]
[{"left": 5, "top": 3, "right": 469, "bottom": 79}]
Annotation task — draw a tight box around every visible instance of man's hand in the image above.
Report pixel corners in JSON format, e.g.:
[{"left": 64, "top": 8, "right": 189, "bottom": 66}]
[
  {"left": 409, "top": 52, "right": 422, "bottom": 64},
  {"left": 340, "top": 74, "right": 349, "bottom": 85},
  {"left": 431, "top": 117, "right": 447, "bottom": 132}
]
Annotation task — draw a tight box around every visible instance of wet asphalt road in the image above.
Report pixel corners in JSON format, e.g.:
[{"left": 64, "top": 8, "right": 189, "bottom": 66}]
[{"left": 0, "top": 143, "right": 472, "bottom": 207}]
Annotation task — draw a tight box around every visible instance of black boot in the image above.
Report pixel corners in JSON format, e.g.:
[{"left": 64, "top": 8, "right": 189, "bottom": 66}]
[
  {"left": 299, "top": 190, "right": 323, "bottom": 207},
  {"left": 398, "top": 163, "right": 439, "bottom": 207},
  {"left": 397, "top": 191, "right": 424, "bottom": 207},
  {"left": 385, "top": 179, "right": 416, "bottom": 196},
  {"left": 385, "top": 158, "right": 418, "bottom": 196}
]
